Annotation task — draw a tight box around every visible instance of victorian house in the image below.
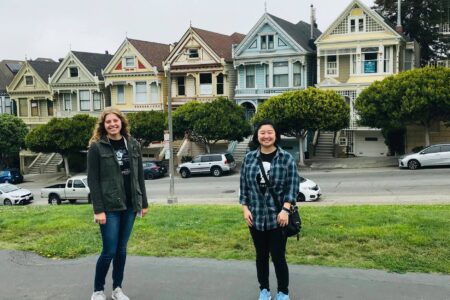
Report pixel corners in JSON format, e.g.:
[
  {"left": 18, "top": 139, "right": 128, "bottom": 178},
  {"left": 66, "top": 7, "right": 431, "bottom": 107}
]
[
  {"left": 164, "top": 26, "right": 245, "bottom": 107},
  {"left": 103, "top": 38, "right": 170, "bottom": 112},
  {"left": 49, "top": 51, "right": 113, "bottom": 118},
  {"left": 315, "top": 0, "right": 419, "bottom": 156},
  {"left": 0, "top": 60, "right": 22, "bottom": 115},
  {"left": 7, "top": 59, "right": 59, "bottom": 127},
  {"left": 233, "top": 12, "right": 321, "bottom": 119}
]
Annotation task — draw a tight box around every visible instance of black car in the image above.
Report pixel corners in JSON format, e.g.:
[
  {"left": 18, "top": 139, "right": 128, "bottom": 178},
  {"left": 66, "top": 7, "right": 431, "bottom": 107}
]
[
  {"left": 0, "top": 168, "right": 24, "bottom": 184},
  {"left": 142, "top": 161, "right": 165, "bottom": 180}
]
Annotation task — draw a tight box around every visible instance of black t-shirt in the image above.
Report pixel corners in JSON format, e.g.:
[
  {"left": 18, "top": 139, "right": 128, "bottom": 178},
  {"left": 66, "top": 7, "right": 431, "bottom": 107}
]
[
  {"left": 109, "top": 137, "right": 132, "bottom": 208},
  {"left": 257, "top": 149, "right": 277, "bottom": 194}
]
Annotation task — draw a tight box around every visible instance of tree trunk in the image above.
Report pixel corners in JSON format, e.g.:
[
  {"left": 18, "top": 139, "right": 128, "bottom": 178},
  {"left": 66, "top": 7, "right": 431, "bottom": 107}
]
[
  {"left": 205, "top": 143, "right": 211, "bottom": 154},
  {"left": 63, "top": 155, "right": 70, "bottom": 178},
  {"left": 424, "top": 125, "right": 430, "bottom": 146},
  {"left": 298, "top": 136, "right": 305, "bottom": 166}
]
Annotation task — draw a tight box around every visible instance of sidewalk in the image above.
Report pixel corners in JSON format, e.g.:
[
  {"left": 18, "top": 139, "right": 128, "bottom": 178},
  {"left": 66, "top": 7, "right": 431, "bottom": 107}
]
[
  {"left": 302, "top": 156, "right": 398, "bottom": 170},
  {"left": 1, "top": 250, "right": 449, "bottom": 300}
]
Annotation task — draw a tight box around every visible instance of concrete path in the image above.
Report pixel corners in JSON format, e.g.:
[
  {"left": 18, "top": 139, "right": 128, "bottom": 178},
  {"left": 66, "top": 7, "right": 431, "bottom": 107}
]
[{"left": 0, "top": 250, "right": 449, "bottom": 300}]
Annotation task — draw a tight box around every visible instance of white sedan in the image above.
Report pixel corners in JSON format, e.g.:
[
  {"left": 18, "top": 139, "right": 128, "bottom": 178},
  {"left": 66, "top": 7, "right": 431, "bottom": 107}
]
[
  {"left": 0, "top": 183, "right": 34, "bottom": 206},
  {"left": 398, "top": 144, "right": 450, "bottom": 170},
  {"left": 297, "top": 177, "right": 321, "bottom": 202}
]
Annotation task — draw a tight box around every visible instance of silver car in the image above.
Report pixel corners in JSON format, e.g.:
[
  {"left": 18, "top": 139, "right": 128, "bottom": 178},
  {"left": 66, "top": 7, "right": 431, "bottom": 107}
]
[
  {"left": 0, "top": 183, "right": 34, "bottom": 205},
  {"left": 398, "top": 144, "right": 450, "bottom": 170},
  {"left": 177, "top": 153, "right": 236, "bottom": 178}
]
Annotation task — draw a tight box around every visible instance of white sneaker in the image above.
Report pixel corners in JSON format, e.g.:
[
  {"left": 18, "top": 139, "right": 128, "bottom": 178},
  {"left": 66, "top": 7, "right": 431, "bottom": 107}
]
[
  {"left": 112, "top": 287, "right": 130, "bottom": 300},
  {"left": 91, "top": 291, "right": 106, "bottom": 300}
]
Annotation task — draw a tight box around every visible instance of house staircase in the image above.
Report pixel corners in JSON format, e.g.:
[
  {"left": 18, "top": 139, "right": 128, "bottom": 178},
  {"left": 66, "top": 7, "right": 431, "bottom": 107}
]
[
  {"left": 231, "top": 136, "right": 251, "bottom": 164},
  {"left": 27, "top": 153, "right": 63, "bottom": 174},
  {"left": 314, "top": 131, "right": 335, "bottom": 158}
]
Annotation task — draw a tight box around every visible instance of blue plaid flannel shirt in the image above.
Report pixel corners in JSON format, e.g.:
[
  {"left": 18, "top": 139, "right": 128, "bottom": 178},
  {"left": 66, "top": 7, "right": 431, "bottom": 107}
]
[{"left": 239, "top": 147, "right": 300, "bottom": 231}]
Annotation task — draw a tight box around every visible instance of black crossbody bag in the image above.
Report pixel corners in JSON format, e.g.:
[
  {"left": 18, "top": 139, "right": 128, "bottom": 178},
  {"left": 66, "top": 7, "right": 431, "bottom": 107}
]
[{"left": 257, "top": 159, "right": 302, "bottom": 240}]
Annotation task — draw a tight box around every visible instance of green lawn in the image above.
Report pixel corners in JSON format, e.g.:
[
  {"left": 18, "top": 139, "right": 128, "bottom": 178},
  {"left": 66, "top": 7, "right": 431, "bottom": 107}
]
[{"left": 0, "top": 204, "right": 449, "bottom": 274}]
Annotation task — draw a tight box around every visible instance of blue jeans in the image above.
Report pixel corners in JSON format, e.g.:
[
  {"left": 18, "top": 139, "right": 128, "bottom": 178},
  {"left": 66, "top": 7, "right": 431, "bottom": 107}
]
[{"left": 94, "top": 208, "right": 136, "bottom": 292}]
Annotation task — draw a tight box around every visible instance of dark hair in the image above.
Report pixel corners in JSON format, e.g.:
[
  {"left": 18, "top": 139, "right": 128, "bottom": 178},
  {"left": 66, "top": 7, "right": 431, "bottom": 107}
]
[{"left": 252, "top": 120, "right": 281, "bottom": 147}]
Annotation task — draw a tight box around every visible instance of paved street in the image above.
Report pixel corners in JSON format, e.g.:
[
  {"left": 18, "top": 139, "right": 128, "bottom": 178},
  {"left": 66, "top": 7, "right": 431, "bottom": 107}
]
[{"left": 21, "top": 166, "right": 450, "bottom": 206}]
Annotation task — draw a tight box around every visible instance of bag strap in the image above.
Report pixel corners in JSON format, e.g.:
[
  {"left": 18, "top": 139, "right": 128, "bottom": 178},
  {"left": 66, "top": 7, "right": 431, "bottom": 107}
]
[{"left": 257, "top": 158, "right": 283, "bottom": 212}]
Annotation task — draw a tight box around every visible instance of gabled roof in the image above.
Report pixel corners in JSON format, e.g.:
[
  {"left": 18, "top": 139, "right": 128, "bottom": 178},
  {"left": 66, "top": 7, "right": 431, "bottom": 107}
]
[
  {"left": 127, "top": 39, "right": 170, "bottom": 71},
  {"left": 268, "top": 14, "right": 321, "bottom": 52},
  {"left": 0, "top": 60, "right": 22, "bottom": 93},
  {"left": 191, "top": 27, "right": 245, "bottom": 62},
  {"left": 28, "top": 60, "right": 60, "bottom": 84},
  {"left": 72, "top": 51, "right": 113, "bottom": 80}
]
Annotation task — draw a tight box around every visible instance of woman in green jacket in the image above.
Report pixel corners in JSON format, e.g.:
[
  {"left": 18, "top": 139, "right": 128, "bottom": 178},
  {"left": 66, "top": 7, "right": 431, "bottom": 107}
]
[{"left": 88, "top": 107, "right": 148, "bottom": 300}]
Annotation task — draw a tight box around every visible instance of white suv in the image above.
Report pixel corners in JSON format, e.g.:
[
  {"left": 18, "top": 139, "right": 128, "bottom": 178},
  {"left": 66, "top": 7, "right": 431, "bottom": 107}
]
[{"left": 177, "top": 153, "right": 236, "bottom": 178}]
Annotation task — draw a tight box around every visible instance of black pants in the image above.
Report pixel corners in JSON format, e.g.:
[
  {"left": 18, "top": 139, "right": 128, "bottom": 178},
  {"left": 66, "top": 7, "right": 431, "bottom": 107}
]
[{"left": 250, "top": 226, "right": 289, "bottom": 294}]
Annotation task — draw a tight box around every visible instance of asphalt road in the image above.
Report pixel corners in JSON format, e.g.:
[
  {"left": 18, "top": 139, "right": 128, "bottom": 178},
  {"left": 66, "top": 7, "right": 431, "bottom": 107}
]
[{"left": 20, "top": 166, "right": 450, "bottom": 206}]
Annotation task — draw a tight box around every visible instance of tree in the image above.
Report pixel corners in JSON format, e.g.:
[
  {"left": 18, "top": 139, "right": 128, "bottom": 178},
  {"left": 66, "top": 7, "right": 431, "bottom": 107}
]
[
  {"left": 127, "top": 111, "right": 166, "bottom": 146},
  {"left": 25, "top": 114, "right": 97, "bottom": 177},
  {"left": 374, "top": 0, "right": 449, "bottom": 65},
  {"left": 253, "top": 88, "right": 349, "bottom": 166},
  {"left": 355, "top": 67, "right": 450, "bottom": 147},
  {"left": 173, "top": 97, "right": 252, "bottom": 153},
  {"left": 0, "top": 114, "right": 28, "bottom": 168}
]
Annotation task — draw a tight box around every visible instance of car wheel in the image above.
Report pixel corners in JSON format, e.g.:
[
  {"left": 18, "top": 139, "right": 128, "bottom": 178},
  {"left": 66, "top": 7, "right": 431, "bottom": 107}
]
[
  {"left": 4, "top": 180, "right": 8, "bottom": 183},
  {"left": 180, "top": 168, "right": 190, "bottom": 178},
  {"left": 211, "top": 167, "right": 223, "bottom": 177},
  {"left": 407, "top": 159, "right": 420, "bottom": 170},
  {"left": 68, "top": 199, "right": 77, "bottom": 204},
  {"left": 297, "top": 193, "right": 306, "bottom": 202},
  {"left": 48, "top": 195, "right": 61, "bottom": 205},
  {"left": 3, "top": 199, "right": 12, "bottom": 206}
]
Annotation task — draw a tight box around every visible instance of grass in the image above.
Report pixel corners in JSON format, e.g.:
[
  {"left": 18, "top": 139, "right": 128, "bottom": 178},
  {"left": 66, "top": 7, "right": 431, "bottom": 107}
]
[{"left": 0, "top": 204, "right": 449, "bottom": 274}]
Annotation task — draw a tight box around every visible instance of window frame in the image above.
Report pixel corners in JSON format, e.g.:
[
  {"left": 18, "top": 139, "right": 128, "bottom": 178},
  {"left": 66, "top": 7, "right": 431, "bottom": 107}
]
[
  {"left": 177, "top": 77, "right": 185, "bottom": 96},
  {"left": 79, "top": 90, "right": 90, "bottom": 111},
  {"left": 117, "top": 85, "right": 125, "bottom": 104},
  {"left": 69, "top": 67, "right": 78, "bottom": 78},
  {"left": 272, "top": 61, "right": 289, "bottom": 87},
  {"left": 245, "top": 65, "right": 255, "bottom": 89},
  {"left": 25, "top": 76, "right": 33, "bottom": 85},
  {"left": 135, "top": 82, "right": 148, "bottom": 104}
]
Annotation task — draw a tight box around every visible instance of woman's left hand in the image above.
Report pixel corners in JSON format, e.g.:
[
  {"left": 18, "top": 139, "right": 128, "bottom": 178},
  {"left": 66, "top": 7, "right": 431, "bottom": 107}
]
[
  {"left": 141, "top": 208, "right": 148, "bottom": 217},
  {"left": 277, "top": 210, "right": 289, "bottom": 227}
]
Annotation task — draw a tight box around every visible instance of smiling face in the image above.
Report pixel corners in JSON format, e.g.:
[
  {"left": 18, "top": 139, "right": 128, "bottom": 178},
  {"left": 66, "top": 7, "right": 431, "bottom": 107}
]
[
  {"left": 257, "top": 124, "right": 277, "bottom": 149},
  {"left": 104, "top": 113, "right": 122, "bottom": 139}
]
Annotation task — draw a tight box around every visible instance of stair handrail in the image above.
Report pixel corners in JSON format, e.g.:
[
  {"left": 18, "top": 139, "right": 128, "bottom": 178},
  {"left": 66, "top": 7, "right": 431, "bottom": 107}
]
[
  {"left": 27, "top": 153, "right": 43, "bottom": 170},
  {"left": 227, "top": 140, "right": 238, "bottom": 155},
  {"left": 44, "top": 153, "right": 56, "bottom": 166},
  {"left": 312, "top": 130, "right": 320, "bottom": 157}
]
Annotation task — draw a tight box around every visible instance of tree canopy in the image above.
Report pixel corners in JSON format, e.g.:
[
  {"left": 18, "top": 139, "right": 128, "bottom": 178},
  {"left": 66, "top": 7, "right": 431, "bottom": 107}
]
[
  {"left": 355, "top": 67, "right": 450, "bottom": 147},
  {"left": 127, "top": 111, "right": 166, "bottom": 146},
  {"left": 0, "top": 114, "right": 28, "bottom": 167},
  {"left": 253, "top": 88, "right": 349, "bottom": 165}
]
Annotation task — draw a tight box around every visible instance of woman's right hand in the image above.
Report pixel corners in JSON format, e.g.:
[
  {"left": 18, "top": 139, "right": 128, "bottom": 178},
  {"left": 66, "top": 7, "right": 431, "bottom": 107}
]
[
  {"left": 242, "top": 205, "right": 253, "bottom": 227},
  {"left": 94, "top": 212, "right": 106, "bottom": 225}
]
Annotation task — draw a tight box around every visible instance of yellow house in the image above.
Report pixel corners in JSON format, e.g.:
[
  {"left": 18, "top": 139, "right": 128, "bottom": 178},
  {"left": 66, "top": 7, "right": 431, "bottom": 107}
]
[
  {"left": 7, "top": 59, "right": 59, "bottom": 127},
  {"left": 315, "top": 0, "right": 420, "bottom": 157},
  {"left": 164, "top": 26, "right": 245, "bottom": 107},
  {"left": 103, "top": 38, "right": 170, "bottom": 112}
]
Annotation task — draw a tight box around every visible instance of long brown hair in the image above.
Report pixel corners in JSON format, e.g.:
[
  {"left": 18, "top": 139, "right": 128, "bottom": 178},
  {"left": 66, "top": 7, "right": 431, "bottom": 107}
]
[{"left": 89, "top": 107, "right": 130, "bottom": 145}]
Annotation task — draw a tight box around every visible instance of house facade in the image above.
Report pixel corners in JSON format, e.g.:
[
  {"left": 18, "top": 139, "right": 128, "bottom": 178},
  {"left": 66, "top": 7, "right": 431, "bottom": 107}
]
[
  {"left": 103, "top": 38, "right": 170, "bottom": 112},
  {"left": 7, "top": 59, "right": 59, "bottom": 127},
  {"left": 0, "top": 60, "right": 22, "bottom": 115},
  {"left": 49, "top": 51, "right": 113, "bottom": 118},
  {"left": 164, "top": 27, "right": 245, "bottom": 108},
  {"left": 233, "top": 13, "right": 321, "bottom": 119},
  {"left": 315, "top": 0, "right": 420, "bottom": 157}
]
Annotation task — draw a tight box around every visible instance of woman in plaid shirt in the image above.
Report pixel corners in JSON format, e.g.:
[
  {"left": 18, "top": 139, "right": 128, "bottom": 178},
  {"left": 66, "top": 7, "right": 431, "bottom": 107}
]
[{"left": 240, "top": 120, "right": 300, "bottom": 300}]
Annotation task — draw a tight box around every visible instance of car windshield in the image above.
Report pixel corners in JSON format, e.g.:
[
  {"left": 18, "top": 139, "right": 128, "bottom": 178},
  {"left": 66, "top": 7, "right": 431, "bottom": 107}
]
[
  {"left": 299, "top": 177, "right": 307, "bottom": 183},
  {"left": 82, "top": 178, "right": 89, "bottom": 187},
  {"left": 225, "top": 154, "right": 235, "bottom": 162},
  {"left": 0, "top": 184, "right": 20, "bottom": 193}
]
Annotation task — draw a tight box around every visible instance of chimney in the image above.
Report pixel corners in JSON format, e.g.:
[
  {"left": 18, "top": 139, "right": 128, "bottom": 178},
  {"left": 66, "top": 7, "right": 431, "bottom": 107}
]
[
  {"left": 58, "top": 58, "right": 63, "bottom": 62},
  {"left": 105, "top": 50, "right": 109, "bottom": 55},
  {"left": 310, "top": 4, "right": 316, "bottom": 39},
  {"left": 395, "top": 0, "right": 403, "bottom": 33}
]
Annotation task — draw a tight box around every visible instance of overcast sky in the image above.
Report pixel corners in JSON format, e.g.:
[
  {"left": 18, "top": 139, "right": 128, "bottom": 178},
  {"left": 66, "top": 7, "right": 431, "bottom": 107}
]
[{"left": 0, "top": 0, "right": 375, "bottom": 61}]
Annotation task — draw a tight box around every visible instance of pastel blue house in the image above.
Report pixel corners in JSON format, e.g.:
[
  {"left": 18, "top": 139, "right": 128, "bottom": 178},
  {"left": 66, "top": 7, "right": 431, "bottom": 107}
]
[{"left": 233, "top": 12, "right": 321, "bottom": 119}]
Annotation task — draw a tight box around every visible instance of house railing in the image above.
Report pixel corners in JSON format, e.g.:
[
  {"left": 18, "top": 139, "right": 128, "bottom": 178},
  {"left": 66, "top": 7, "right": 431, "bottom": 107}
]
[{"left": 235, "top": 87, "right": 300, "bottom": 95}]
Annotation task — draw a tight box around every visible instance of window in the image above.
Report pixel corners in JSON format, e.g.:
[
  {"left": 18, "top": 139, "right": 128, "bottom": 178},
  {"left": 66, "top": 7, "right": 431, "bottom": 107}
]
[
  {"left": 47, "top": 100, "right": 53, "bottom": 116},
  {"left": 384, "top": 47, "right": 391, "bottom": 73},
  {"left": 73, "top": 180, "right": 85, "bottom": 188},
  {"left": 326, "top": 55, "right": 338, "bottom": 76},
  {"left": 188, "top": 48, "right": 199, "bottom": 58},
  {"left": 293, "top": 62, "right": 302, "bottom": 86},
  {"left": 246, "top": 66, "right": 255, "bottom": 88},
  {"left": 135, "top": 82, "right": 147, "bottom": 103},
  {"left": 260, "top": 34, "right": 274, "bottom": 50},
  {"left": 125, "top": 57, "right": 135, "bottom": 67},
  {"left": 150, "top": 82, "right": 159, "bottom": 103},
  {"left": 177, "top": 77, "right": 185, "bottom": 96},
  {"left": 365, "top": 137, "right": 378, "bottom": 141},
  {"left": 361, "top": 48, "right": 378, "bottom": 74},
  {"left": 62, "top": 93, "right": 71, "bottom": 111},
  {"left": 422, "top": 146, "right": 440, "bottom": 154},
  {"left": 5, "top": 97, "right": 11, "bottom": 114},
  {"left": 93, "top": 92, "right": 101, "bottom": 110},
  {"left": 79, "top": 90, "right": 90, "bottom": 111},
  {"left": 69, "top": 67, "right": 78, "bottom": 78},
  {"left": 358, "top": 19, "right": 364, "bottom": 31},
  {"left": 117, "top": 85, "right": 125, "bottom": 104},
  {"left": 268, "top": 35, "right": 274, "bottom": 49},
  {"left": 31, "top": 100, "right": 39, "bottom": 116},
  {"left": 261, "top": 36, "right": 267, "bottom": 49},
  {"left": 200, "top": 73, "right": 212, "bottom": 95},
  {"left": 273, "top": 62, "right": 288, "bottom": 87},
  {"left": 216, "top": 73, "right": 224, "bottom": 95},
  {"left": 351, "top": 54, "right": 357, "bottom": 74},
  {"left": 25, "top": 76, "right": 33, "bottom": 85},
  {"left": 265, "top": 64, "right": 269, "bottom": 87},
  {"left": 67, "top": 180, "right": 73, "bottom": 188},
  {"left": 441, "top": 145, "right": 450, "bottom": 152},
  {"left": 350, "top": 18, "right": 364, "bottom": 32}
]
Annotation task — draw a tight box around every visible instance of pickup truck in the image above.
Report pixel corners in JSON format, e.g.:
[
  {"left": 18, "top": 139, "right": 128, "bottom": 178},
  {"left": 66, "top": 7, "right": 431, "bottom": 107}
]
[{"left": 41, "top": 175, "right": 91, "bottom": 205}]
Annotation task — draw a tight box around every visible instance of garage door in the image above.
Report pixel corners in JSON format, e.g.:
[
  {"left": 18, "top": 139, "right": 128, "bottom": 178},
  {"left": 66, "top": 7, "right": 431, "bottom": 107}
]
[{"left": 354, "top": 131, "right": 388, "bottom": 157}]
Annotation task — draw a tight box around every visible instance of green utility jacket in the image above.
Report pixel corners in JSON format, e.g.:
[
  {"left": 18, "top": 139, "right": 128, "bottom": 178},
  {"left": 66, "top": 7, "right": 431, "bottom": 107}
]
[{"left": 87, "top": 136, "right": 148, "bottom": 214}]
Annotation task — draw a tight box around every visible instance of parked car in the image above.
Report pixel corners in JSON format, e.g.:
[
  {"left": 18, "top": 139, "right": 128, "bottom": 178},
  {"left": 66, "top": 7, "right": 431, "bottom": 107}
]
[
  {"left": 0, "top": 183, "right": 33, "bottom": 205},
  {"left": 297, "top": 177, "right": 321, "bottom": 202},
  {"left": 142, "top": 161, "right": 165, "bottom": 180},
  {"left": 41, "top": 175, "right": 90, "bottom": 205},
  {"left": 398, "top": 144, "right": 450, "bottom": 170},
  {"left": 177, "top": 153, "right": 236, "bottom": 178},
  {"left": 0, "top": 168, "right": 23, "bottom": 184}
]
